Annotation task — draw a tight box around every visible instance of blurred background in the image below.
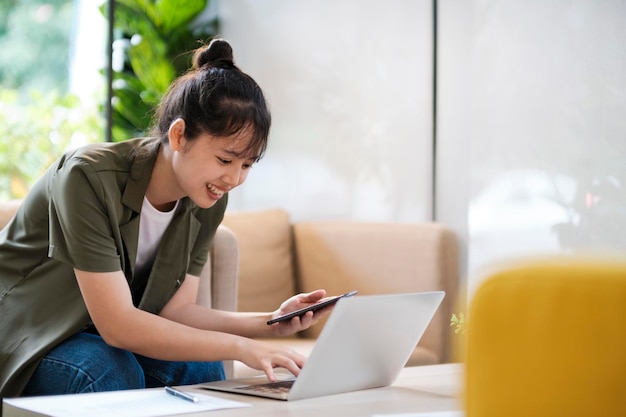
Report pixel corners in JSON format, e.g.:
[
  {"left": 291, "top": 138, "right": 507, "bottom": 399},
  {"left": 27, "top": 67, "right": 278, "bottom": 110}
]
[{"left": 1, "top": 0, "right": 624, "bottom": 294}]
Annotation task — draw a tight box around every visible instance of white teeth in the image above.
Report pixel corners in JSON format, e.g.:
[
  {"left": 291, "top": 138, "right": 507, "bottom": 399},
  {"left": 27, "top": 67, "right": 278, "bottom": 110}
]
[{"left": 207, "top": 183, "right": 224, "bottom": 196}]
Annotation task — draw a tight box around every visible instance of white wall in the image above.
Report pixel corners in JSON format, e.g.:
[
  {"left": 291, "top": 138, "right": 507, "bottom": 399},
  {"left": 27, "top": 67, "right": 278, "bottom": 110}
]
[{"left": 218, "top": 0, "right": 434, "bottom": 222}]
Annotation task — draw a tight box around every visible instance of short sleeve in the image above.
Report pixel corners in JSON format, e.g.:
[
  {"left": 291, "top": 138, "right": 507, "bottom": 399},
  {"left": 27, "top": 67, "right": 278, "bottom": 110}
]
[{"left": 47, "top": 158, "right": 122, "bottom": 272}]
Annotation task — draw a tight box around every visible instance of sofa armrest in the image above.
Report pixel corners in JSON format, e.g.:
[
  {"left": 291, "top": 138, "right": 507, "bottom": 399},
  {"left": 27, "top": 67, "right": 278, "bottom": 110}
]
[
  {"left": 196, "top": 224, "right": 239, "bottom": 378},
  {"left": 197, "top": 224, "right": 239, "bottom": 310}
]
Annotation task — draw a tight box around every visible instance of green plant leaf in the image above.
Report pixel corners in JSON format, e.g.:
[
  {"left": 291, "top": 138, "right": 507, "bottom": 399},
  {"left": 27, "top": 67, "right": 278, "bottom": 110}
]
[
  {"left": 115, "top": 0, "right": 158, "bottom": 31},
  {"left": 105, "top": 0, "right": 217, "bottom": 141},
  {"left": 450, "top": 312, "right": 466, "bottom": 335},
  {"left": 112, "top": 86, "right": 154, "bottom": 132},
  {"left": 0, "top": 88, "right": 103, "bottom": 198},
  {"left": 154, "top": 0, "right": 207, "bottom": 33},
  {"left": 127, "top": 36, "right": 175, "bottom": 98},
  {"left": 111, "top": 1, "right": 149, "bottom": 34}
]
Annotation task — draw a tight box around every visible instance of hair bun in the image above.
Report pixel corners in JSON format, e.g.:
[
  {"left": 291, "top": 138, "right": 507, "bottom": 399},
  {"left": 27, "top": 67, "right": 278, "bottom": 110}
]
[{"left": 194, "top": 38, "right": 234, "bottom": 69}]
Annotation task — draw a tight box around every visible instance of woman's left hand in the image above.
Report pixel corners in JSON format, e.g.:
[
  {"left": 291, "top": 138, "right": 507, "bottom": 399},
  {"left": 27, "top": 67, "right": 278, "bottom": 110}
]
[{"left": 269, "top": 289, "right": 328, "bottom": 336}]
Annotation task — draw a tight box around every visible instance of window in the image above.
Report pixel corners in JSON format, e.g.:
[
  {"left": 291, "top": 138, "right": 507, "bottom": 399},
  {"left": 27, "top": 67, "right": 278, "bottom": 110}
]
[{"left": 0, "top": 0, "right": 106, "bottom": 200}]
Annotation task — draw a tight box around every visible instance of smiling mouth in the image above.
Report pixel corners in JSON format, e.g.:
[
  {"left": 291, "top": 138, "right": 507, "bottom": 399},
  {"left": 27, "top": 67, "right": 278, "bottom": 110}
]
[{"left": 207, "top": 183, "right": 225, "bottom": 197}]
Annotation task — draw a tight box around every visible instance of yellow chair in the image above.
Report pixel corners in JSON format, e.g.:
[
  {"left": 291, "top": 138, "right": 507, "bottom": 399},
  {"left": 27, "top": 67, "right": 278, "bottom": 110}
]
[{"left": 465, "top": 257, "right": 626, "bottom": 417}]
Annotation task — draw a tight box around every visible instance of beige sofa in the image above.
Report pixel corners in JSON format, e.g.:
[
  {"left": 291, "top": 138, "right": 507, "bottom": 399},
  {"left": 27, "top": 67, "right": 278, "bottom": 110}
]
[
  {"left": 221, "top": 209, "right": 460, "bottom": 378},
  {"left": 1, "top": 202, "right": 459, "bottom": 380}
]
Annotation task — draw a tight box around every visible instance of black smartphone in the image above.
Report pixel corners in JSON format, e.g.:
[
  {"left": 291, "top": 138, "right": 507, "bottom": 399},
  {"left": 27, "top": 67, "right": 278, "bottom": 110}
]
[{"left": 266, "top": 290, "right": 358, "bottom": 325}]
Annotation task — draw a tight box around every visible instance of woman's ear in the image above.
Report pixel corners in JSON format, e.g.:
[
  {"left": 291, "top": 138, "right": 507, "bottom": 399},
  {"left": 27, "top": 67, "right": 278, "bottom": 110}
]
[{"left": 168, "top": 118, "right": 186, "bottom": 151}]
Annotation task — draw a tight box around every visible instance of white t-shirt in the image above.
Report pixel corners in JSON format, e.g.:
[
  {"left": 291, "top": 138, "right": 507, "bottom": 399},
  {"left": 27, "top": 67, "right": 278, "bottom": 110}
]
[{"left": 135, "top": 196, "right": 180, "bottom": 271}]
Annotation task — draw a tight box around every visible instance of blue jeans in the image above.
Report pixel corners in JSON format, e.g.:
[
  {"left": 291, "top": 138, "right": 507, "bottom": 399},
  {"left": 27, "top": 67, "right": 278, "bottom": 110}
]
[{"left": 22, "top": 332, "right": 225, "bottom": 396}]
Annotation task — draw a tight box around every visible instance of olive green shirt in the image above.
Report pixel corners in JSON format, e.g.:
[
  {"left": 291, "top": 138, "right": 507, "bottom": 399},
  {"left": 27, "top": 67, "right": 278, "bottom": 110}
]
[{"left": 0, "top": 138, "right": 227, "bottom": 397}]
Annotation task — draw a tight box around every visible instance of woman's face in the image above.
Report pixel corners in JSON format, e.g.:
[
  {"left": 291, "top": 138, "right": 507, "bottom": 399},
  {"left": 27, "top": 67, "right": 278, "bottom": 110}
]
[{"left": 170, "top": 124, "right": 259, "bottom": 209}]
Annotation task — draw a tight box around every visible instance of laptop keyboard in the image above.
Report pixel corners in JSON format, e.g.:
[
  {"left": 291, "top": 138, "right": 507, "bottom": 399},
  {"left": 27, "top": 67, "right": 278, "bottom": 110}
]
[{"left": 238, "top": 379, "right": 295, "bottom": 394}]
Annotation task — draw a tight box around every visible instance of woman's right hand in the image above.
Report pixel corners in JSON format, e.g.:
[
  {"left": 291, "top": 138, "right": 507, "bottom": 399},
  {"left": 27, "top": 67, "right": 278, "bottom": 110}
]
[{"left": 236, "top": 338, "right": 306, "bottom": 382}]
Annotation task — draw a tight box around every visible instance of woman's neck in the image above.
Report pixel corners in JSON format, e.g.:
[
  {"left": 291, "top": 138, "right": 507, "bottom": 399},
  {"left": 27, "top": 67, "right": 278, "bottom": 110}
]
[{"left": 145, "top": 146, "right": 181, "bottom": 212}]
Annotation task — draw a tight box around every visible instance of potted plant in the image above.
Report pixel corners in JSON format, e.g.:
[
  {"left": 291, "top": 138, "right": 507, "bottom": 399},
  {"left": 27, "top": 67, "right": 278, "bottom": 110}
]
[{"left": 104, "top": 0, "right": 218, "bottom": 141}]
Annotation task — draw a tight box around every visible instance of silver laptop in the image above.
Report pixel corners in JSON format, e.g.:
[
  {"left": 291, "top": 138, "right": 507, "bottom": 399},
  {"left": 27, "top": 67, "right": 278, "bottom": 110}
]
[{"left": 201, "top": 291, "right": 445, "bottom": 401}]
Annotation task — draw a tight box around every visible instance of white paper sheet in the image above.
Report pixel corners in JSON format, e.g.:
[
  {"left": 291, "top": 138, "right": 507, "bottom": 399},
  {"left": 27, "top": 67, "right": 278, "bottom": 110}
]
[{"left": 3, "top": 388, "right": 250, "bottom": 417}]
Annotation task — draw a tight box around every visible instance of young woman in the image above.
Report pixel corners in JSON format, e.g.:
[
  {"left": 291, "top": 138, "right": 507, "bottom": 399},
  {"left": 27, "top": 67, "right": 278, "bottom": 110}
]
[{"left": 0, "top": 38, "right": 328, "bottom": 397}]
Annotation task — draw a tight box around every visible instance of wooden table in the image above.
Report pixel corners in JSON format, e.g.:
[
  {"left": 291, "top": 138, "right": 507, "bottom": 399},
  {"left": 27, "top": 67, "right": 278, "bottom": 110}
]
[{"left": 181, "top": 363, "right": 464, "bottom": 417}]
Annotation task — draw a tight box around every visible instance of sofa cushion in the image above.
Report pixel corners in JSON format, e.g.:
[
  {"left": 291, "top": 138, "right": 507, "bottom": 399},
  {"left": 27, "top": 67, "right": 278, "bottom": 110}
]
[
  {"left": 0, "top": 200, "right": 22, "bottom": 230},
  {"left": 222, "top": 209, "right": 296, "bottom": 312},
  {"left": 293, "top": 221, "right": 459, "bottom": 364}
]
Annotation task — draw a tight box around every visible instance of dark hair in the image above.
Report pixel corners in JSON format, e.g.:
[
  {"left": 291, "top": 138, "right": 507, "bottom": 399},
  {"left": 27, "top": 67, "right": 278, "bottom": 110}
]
[{"left": 151, "top": 38, "right": 270, "bottom": 160}]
